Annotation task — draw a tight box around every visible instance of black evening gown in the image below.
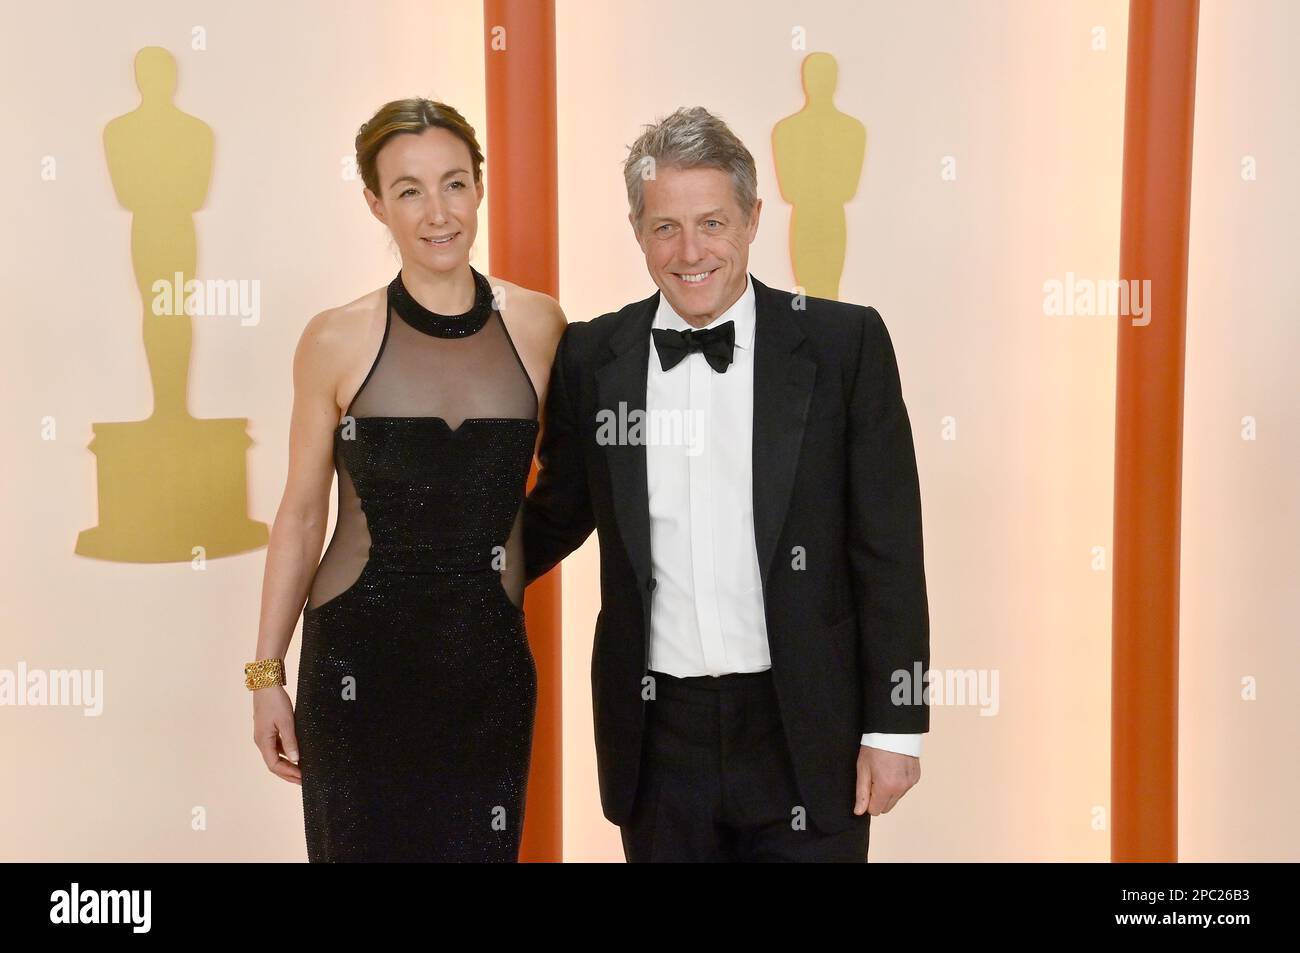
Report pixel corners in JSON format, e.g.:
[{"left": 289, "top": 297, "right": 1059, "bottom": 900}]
[{"left": 296, "top": 266, "right": 539, "bottom": 861}]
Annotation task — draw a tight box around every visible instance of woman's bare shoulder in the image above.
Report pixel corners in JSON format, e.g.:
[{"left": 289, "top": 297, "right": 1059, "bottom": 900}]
[
  {"left": 292, "top": 286, "right": 387, "bottom": 408},
  {"left": 297, "top": 287, "right": 386, "bottom": 360},
  {"left": 484, "top": 273, "right": 567, "bottom": 347}
]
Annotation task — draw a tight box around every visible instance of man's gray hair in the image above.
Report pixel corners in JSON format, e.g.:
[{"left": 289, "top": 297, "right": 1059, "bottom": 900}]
[{"left": 623, "top": 106, "right": 758, "bottom": 231}]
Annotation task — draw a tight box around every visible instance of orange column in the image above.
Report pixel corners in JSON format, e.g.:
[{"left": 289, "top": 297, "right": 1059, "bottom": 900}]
[
  {"left": 1112, "top": 0, "right": 1200, "bottom": 862},
  {"left": 484, "top": 0, "right": 561, "bottom": 861}
]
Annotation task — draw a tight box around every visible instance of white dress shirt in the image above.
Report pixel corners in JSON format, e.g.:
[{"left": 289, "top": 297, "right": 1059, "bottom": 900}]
[{"left": 644, "top": 273, "right": 922, "bottom": 758}]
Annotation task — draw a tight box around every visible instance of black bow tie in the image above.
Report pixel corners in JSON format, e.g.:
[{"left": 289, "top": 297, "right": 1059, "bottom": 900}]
[{"left": 651, "top": 320, "right": 736, "bottom": 373}]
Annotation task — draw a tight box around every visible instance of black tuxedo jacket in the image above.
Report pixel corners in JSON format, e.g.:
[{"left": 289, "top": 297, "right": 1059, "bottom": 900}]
[{"left": 522, "top": 273, "right": 929, "bottom": 834}]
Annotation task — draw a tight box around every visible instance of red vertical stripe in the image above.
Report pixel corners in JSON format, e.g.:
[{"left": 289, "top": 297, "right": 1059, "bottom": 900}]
[
  {"left": 1112, "top": 0, "right": 1200, "bottom": 862},
  {"left": 484, "top": 0, "right": 561, "bottom": 862}
]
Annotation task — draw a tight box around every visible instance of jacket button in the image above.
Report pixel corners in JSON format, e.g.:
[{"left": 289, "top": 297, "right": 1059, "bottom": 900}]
[{"left": 646, "top": 577, "right": 657, "bottom": 592}]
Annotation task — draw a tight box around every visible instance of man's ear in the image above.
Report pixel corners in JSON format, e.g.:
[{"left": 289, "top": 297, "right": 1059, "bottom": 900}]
[
  {"left": 628, "top": 212, "right": 645, "bottom": 252},
  {"left": 746, "top": 198, "right": 763, "bottom": 241}
]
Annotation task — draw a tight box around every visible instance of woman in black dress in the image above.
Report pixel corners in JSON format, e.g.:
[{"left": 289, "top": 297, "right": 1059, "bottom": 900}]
[{"left": 247, "top": 99, "right": 567, "bottom": 861}]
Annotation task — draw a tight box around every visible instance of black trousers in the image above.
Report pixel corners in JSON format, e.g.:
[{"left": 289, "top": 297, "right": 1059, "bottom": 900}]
[{"left": 620, "top": 668, "right": 870, "bottom": 862}]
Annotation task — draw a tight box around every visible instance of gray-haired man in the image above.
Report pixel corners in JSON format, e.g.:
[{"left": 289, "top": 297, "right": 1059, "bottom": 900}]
[{"left": 524, "top": 106, "right": 929, "bottom": 861}]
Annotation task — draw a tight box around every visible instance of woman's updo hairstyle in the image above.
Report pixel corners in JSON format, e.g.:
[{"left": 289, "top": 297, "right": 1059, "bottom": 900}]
[{"left": 355, "top": 98, "right": 484, "bottom": 196}]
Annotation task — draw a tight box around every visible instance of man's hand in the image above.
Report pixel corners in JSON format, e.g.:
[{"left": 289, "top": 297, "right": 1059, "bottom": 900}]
[{"left": 854, "top": 745, "right": 920, "bottom": 816}]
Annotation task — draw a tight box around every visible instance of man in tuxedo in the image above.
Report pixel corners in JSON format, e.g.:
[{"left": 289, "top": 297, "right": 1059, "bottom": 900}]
[{"left": 522, "top": 106, "right": 929, "bottom": 862}]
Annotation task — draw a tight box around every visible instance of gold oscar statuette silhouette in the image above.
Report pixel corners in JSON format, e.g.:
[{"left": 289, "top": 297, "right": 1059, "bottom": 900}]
[
  {"left": 76, "top": 47, "right": 268, "bottom": 562},
  {"left": 772, "top": 51, "right": 866, "bottom": 301}
]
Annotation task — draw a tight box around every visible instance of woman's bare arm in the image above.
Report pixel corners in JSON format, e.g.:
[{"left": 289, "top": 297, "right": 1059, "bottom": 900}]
[
  {"left": 254, "top": 310, "right": 345, "bottom": 662},
  {"left": 250, "top": 308, "right": 348, "bottom": 783}
]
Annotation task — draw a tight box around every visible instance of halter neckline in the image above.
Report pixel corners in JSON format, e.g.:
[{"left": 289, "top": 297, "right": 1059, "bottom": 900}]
[{"left": 389, "top": 266, "right": 493, "bottom": 338}]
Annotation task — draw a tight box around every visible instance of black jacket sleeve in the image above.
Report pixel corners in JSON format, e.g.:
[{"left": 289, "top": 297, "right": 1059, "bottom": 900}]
[
  {"left": 846, "top": 307, "right": 930, "bottom": 735},
  {"left": 523, "top": 323, "right": 596, "bottom": 584}
]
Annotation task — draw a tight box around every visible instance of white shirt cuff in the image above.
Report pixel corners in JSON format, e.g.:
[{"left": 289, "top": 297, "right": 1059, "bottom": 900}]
[{"left": 860, "top": 732, "right": 923, "bottom": 757}]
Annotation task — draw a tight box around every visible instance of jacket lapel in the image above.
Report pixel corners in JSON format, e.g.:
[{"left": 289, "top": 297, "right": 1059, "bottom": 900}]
[
  {"left": 596, "top": 291, "right": 657, "bottom": 617},
  {"left": 749, "top": 275, "right": 815, "bottom": 594}
]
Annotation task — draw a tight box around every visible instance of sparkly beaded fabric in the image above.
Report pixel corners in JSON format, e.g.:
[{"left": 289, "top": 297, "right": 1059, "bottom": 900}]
[{"left": 296, "top": 266, "right": 539, "bottom": 861}]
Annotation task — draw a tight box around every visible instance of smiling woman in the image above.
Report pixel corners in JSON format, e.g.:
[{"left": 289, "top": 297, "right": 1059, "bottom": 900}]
[
  {"left": 356, "top": 100, "right": 486, "bottom": 285},
  {"left": 248, "top": 97, "right": 568, "bottom": 862}
]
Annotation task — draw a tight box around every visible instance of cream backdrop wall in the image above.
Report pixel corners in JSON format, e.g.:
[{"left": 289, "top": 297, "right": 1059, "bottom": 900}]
[
  {"left": 2, "top": 0, "right": 1296, "bottom": 863},
  {"left": 1179, "top": 0, "right": 1299, "bottom": 862}
]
